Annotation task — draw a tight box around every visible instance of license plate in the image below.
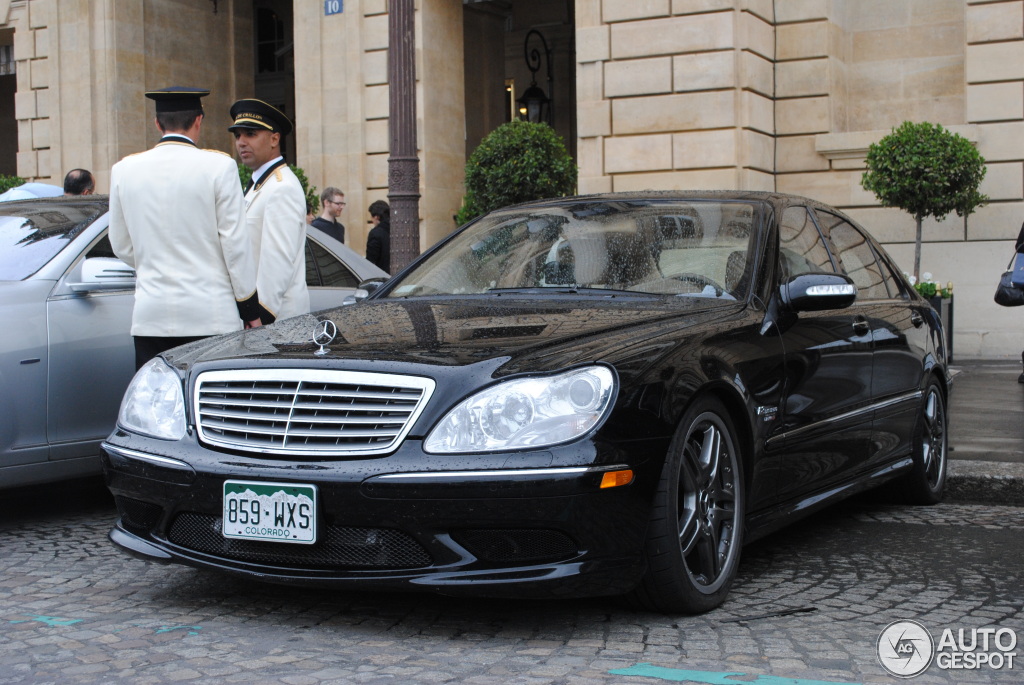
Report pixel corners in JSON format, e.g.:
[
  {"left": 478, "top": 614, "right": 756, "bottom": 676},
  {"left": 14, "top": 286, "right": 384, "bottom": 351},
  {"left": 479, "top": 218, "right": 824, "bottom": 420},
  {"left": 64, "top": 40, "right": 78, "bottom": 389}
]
[{"left": 222, "top": 480, "right": 317, "bottom": 544}]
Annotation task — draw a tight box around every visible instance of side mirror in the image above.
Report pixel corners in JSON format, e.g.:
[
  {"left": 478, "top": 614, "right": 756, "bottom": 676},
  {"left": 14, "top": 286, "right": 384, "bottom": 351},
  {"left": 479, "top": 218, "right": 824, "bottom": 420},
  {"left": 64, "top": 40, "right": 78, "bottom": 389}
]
[
  {"left": 344, "top": 278, "right": 387, "bottom": 305},
  {"left": 69, "top": 257, "right": 136, "bottom": 293},
  {"left": 781, "top": 272, "right": 856, "bottom": 312}
]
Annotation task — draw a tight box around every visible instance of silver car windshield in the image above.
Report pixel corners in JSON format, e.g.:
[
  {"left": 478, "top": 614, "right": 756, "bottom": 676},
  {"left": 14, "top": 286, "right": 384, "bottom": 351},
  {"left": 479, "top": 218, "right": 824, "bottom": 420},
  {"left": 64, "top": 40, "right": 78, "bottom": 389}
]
[
  {"left": 0, "top": 200, "right": 107, "bottom": 281},
  {"left": 388, "top": 200, "right": 758, "bottom": 300}
]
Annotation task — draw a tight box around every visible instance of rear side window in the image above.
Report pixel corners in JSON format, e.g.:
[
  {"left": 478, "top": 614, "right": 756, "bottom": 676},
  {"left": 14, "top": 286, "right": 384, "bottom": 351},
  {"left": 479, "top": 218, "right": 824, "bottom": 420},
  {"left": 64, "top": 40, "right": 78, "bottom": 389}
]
[
  {"left": 778, "top": 206, "right": 835, "bottom": 280},
  {"left": 307, "top": 238, "right": 360, "bottom": 288},
  {"left": 814, "top": 211, "right": 892, "bottom": 300}
]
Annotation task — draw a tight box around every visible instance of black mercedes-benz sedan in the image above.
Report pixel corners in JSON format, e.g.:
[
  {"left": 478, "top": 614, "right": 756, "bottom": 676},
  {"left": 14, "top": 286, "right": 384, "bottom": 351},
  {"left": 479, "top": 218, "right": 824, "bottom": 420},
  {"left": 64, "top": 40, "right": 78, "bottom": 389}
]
[{"left": 101, "top": 191, "right": 949, "bottom": 614}]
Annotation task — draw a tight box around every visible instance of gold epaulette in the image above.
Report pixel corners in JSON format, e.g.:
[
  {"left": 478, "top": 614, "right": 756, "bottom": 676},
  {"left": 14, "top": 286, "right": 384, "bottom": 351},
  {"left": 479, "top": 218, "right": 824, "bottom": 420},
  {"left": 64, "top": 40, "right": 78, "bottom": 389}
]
[
  {"left": 204, "top": 148, "right": 232, "bottom": 158},
  {"left": 274, "top": 169, "right": 283, "bottom": 182}
]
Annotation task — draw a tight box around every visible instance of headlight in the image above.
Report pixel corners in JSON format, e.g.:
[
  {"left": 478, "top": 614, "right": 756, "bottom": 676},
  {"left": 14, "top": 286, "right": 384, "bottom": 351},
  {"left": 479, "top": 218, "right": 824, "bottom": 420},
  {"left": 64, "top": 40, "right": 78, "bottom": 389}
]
[
  {"left": 117, "top": 358, "right": 187, "bottom": 440},
  {"left": 424, "top": 366, "right": 616, "bottom": 453}
]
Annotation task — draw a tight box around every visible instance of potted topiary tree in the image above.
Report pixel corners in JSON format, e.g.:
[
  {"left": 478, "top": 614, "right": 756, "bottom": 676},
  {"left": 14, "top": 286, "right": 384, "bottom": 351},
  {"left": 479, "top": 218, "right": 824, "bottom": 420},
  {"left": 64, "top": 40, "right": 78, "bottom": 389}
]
[
  {"left": 861, "top": 121, "right": 988, "bottom": 361},
  {"left": 861, "top": 121, "right": 988, "bottom": 282},
  {"left": 456, "top": 120, "right": 577, "bottom": 225}
]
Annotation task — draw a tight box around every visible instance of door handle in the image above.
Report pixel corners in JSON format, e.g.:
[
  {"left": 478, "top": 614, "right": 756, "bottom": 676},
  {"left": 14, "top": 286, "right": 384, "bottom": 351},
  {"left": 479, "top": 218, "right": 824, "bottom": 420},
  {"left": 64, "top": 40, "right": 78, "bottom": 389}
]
[
  {"left": 852, "top": 318, "right": 870, "bottom": 334},
  {"left": 910, "top": 312, "right": 924, "bottom": 327}
]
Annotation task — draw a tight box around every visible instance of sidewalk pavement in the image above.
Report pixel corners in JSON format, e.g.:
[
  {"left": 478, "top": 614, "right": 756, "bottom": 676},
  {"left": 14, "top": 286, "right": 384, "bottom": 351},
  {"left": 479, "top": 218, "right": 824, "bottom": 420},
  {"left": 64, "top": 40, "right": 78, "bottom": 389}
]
[{"left": 946, "top": 358, "right": 1024, "bottom": 506}]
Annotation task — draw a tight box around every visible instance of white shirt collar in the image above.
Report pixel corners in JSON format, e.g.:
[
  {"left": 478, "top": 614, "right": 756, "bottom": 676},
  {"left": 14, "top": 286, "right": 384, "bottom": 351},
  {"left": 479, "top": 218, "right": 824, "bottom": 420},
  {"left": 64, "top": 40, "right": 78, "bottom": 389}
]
[
  {"left": 161, "top": 133, "right": 195, "bottom": 144},
  {"left": 252, "top": 156, "right": 285, "bottom": 184}
]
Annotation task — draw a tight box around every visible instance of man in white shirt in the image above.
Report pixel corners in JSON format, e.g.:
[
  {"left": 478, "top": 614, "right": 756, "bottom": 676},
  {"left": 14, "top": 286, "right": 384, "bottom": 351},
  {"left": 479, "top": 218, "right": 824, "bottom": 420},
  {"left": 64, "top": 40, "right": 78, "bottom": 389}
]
[
  {"left": 229, "top": 98, "right": 310, "bottom": 323},
  {"left": 109, "top": 87, "right": 262, "bottom": 369}
]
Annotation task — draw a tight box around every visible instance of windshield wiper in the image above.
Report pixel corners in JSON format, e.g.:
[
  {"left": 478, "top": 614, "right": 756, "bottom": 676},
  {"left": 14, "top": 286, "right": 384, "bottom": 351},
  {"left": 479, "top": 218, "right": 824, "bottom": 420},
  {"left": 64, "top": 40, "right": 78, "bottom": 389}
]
[{"left": 486, "top": 287, "right": 650, "bottom": 297}]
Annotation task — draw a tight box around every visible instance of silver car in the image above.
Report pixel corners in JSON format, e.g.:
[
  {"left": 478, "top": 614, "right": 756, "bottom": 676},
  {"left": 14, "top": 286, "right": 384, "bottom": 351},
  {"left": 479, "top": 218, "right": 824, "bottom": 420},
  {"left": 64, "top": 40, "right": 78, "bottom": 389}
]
[{"left": 0, "top": 196, "right": 388, "bottom": 489}]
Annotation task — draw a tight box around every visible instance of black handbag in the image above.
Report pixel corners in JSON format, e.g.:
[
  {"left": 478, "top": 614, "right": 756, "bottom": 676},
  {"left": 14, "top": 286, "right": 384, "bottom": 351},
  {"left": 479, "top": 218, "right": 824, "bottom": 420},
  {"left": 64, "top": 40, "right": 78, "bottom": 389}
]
[{"left": 994, "top": 254, "right": 1024, "bottom": 307}]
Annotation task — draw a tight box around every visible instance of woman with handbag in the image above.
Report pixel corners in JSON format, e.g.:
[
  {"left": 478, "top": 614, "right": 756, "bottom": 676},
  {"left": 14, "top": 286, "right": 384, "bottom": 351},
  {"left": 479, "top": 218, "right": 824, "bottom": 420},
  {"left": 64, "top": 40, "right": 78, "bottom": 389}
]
[{"left": 1018, "top": 222, "right": 1024, "bottom": 383}]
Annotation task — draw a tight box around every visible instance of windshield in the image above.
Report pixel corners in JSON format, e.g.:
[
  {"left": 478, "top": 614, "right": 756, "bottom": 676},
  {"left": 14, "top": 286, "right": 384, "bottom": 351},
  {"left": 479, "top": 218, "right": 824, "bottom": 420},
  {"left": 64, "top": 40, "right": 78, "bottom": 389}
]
[
  {"left": 388, "top": 199, "right": 758, "bottom": 300},
  {"left": 0, "top": 199, "right": 107, "bottom": 280}
]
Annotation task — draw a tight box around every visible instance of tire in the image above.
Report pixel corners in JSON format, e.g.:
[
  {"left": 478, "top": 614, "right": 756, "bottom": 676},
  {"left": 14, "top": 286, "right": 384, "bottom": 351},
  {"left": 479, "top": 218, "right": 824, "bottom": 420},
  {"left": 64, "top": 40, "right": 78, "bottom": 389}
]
[
  {"left": 899, "top": 378, "right": 948, "bottom": 505},
  {"left": 628, "top": 396, "right": 745, "bottom": 614}
]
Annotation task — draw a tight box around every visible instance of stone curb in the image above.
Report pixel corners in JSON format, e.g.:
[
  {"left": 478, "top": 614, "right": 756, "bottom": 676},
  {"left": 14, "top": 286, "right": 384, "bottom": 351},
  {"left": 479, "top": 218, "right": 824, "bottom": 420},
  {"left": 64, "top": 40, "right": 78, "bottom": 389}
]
[{"left": 946, "top": 460, "right": 1024, "bottom": 506}]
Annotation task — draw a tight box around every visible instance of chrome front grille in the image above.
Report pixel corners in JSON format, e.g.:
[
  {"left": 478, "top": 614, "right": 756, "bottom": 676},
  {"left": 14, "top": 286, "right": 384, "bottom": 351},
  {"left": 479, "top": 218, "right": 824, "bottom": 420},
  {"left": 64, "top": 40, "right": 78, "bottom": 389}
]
[{"left": 194, "top": 369, "right": 435, "bottom": 456}]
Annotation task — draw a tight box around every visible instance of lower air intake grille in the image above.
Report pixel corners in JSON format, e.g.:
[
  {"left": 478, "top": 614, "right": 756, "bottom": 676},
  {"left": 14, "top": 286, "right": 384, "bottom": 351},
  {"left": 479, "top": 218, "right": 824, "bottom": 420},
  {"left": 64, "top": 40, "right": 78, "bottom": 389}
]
[
  {"left": 114, "top": 496, "right": 163, "bottom": 534},
  {"left": 451, "top": 529, "right": 579, "bottom": 563},
  {"left": 167, "top": 513, "right": 432, "bottom": 569}
]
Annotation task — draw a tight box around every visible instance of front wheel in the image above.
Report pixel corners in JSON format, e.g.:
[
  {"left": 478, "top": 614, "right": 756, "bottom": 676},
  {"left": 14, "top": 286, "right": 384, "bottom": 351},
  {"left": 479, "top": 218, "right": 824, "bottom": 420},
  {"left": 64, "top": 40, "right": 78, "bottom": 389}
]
[
  {"left": 899, "top": 378, "right": 948, "bottom": 505},
  {"left": 628, "top": 397, "right": 745, "bottom": 614}
]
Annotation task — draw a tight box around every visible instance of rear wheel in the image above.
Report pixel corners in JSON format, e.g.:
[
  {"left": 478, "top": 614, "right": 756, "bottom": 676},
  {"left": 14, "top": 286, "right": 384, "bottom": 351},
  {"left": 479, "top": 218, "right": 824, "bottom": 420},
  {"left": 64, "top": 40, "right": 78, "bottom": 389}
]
[
  {"left": 629, "top": 397, "right": 744, "bottom": 614},
  {"left": 900, "top": 378, "right": 947, "bottom": 505}
]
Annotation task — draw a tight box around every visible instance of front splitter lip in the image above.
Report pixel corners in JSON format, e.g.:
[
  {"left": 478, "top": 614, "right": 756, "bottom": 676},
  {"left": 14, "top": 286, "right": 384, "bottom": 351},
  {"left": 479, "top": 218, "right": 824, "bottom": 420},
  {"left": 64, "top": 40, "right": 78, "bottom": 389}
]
[{"left": 107, "top": 523, "right": 644, "bottom": 598}]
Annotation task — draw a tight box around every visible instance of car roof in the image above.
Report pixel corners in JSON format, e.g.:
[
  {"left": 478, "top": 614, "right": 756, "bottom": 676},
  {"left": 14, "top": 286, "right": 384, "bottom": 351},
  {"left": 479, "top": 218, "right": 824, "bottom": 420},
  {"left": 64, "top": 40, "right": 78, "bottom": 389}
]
[{"left": 486, "top": 190, "right": 827, "bottom": 213}]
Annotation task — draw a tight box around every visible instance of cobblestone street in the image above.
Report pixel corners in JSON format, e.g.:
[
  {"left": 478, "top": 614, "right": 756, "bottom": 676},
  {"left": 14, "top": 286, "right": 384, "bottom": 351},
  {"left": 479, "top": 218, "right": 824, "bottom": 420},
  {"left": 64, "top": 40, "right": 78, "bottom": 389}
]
[{"left": 1, "top": 480, "right": 1021, "bottom": 684}]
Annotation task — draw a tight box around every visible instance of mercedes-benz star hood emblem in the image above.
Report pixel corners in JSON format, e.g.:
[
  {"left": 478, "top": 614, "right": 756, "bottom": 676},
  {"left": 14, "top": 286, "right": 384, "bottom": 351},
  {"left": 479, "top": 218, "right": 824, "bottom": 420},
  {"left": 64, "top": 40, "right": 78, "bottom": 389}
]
[{"left": 312, "top": 319, "right": 337, "bottom": 356}]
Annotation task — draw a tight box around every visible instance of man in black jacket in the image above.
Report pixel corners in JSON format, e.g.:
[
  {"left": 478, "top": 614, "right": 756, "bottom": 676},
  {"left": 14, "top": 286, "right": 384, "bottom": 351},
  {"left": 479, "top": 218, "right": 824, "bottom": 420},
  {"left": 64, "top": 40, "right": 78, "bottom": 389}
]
[
  {"left": 366, "top": 200, "right": 391, "bottom": 274},
  {"left": 311, "top": 187, "right": 346, "bottom": 243}
]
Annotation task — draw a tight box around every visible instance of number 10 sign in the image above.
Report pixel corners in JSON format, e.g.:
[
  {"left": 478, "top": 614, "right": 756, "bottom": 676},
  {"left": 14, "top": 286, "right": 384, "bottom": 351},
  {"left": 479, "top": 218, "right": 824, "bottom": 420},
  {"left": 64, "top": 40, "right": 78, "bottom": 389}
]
[{"left": 324, "top": 0, "right": 343, "bottom": 16}]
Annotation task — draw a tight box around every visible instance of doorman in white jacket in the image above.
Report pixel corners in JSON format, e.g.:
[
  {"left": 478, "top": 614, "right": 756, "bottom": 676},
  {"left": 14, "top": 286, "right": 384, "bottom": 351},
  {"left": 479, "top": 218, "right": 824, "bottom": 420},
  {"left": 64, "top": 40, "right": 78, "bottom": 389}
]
[
  {"left": 109, "top": 87, "right": 263, "bottom": 370},
  {"left": 229, "top": 98, "right": 310, "bottom": 324}
]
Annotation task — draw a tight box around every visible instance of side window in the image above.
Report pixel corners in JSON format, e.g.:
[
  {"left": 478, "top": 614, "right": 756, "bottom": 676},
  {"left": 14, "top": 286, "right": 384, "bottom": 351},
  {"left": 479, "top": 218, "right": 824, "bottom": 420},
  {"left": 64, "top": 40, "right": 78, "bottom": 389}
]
[
  {"left": 815, "top": 211, "right": 891, "bottom": 300},
  {"left": 305, "top": 240, "right": 321, "bottom": 287},
  {"left": 308, "top": 238, "right": 360, "bottom": 288},
  {"left": 778, "top": 206, "right": 835, "bottom": 280},
  {"left": 875, "top": 253, "right": 908, "bottom": 298},
  {"left": 85, "top": 234, "right": 117, "bottom": 259}
]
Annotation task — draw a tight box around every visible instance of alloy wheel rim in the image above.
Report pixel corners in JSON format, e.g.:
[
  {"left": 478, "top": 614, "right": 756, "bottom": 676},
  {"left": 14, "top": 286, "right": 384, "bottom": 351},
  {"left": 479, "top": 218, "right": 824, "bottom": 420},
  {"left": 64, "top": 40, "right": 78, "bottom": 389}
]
[
  {"left": 677, "top": 413, "right": 739, "bottom": 592},
  {"left": 922, "top": 389, "right": 946, "bottom": 487}
]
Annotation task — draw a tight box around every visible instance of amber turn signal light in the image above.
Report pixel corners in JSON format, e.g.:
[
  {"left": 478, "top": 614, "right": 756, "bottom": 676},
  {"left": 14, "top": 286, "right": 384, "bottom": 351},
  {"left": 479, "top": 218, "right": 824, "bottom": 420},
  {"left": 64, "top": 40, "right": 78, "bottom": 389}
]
[{"left": 599, "top": 469, "right": 634, "bottom": 489}]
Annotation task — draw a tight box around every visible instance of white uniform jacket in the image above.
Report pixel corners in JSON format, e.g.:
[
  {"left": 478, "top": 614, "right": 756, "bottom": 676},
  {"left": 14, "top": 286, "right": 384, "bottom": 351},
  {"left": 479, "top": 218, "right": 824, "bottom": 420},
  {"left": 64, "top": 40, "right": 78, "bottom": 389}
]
[
  {"left": 244, "top": 162, "right": 310, "bottom": 322},
  {"left": 109, "top": 138, "right": 260, "bottom": 337}
]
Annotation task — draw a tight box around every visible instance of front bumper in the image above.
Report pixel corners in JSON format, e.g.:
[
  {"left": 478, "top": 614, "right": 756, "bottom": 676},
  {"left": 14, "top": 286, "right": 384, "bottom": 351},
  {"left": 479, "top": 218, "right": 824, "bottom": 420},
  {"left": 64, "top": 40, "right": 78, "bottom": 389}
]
[{"left": 101, "top": 434, "right": 661, "bottom": 599}]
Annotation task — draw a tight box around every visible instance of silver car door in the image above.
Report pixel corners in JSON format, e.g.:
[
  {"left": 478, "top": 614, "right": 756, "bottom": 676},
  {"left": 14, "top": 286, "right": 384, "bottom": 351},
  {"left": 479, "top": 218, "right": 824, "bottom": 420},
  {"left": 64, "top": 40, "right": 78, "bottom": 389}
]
[
  {"left": 0, "top": 281, "right": 52, "bottom": 468},
  {"left": 45, "top": 232, "right": 137, "bottom": 460}
]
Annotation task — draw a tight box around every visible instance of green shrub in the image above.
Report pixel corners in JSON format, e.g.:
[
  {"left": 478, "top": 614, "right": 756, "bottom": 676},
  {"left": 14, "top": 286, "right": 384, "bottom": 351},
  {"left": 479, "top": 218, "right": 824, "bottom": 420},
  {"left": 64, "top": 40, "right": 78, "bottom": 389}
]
[
  {"left": 861, "top": 121, "right": 987, "bottom": 281},
  {"left": 0, "top": 174, "right": 26, "bottom": 194},
  {"left": 456, "top": 120, "right": 577, "bottom": 225},
  {"left": 238, "top": 164, "right": 319, "bottom": 214}
]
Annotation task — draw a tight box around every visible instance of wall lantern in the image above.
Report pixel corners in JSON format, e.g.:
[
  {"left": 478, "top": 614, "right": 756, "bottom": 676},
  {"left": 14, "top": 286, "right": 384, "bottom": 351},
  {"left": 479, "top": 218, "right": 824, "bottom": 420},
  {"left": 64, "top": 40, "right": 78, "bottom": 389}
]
[{"left": 517, "top": 29, "right": 553, "bottom": 125}]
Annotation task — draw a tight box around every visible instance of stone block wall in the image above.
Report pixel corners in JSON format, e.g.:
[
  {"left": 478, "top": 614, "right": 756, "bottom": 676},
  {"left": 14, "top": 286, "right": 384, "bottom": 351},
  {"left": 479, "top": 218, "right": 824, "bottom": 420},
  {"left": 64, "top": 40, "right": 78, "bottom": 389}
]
[
  {"left": 576, "top": 0, "right": 775, "bottom": 195},
  {"left": 6, "top": 0, "right": 49, "bottom": 182}
]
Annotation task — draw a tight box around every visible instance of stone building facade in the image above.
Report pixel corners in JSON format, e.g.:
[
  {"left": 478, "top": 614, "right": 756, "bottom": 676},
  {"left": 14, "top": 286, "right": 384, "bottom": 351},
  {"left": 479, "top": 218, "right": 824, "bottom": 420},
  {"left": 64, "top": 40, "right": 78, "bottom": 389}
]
[{"left": 1, "top": 0, "right": 1022, "bottom": 357}]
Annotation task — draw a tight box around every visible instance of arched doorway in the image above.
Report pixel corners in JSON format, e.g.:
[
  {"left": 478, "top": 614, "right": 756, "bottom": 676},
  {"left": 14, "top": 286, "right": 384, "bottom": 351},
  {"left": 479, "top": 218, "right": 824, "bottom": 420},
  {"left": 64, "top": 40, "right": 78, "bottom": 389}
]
[
  {"left": 0, "top": 31, "right": 16, "bottom": 176},
  {"left": 462, "top": 0, "right": 576, "bottom": 161},
  {"left": 253, "top": 0, "right": 297, "bottom": 163}
]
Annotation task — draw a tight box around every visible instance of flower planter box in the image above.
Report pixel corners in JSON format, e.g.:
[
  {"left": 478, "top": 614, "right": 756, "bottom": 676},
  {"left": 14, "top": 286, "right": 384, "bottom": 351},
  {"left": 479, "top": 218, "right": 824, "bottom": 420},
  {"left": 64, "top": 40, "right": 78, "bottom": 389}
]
[{"left": 928, "top": 295, "right": 953, "bottom": 363}]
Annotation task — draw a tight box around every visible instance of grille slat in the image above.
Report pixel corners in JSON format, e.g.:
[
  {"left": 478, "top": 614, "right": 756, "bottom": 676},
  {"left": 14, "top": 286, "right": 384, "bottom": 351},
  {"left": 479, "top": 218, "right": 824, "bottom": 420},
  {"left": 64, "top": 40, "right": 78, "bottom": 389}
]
[
  {"left": 199, "top": 408, "right": 409, "bottom": 426},
  {"left": 168, "top": 513, "right": 433, "bottom": 569},
  {"left": 194, "top": 369, "right": 435, "bottom": 456}
]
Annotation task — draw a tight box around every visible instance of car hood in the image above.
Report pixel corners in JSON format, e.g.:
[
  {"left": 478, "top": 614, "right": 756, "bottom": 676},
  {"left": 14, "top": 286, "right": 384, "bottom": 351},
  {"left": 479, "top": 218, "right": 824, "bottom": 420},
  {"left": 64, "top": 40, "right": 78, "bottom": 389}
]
[{"left": 166, "top": 296, "right": 745, "bottom": 376}]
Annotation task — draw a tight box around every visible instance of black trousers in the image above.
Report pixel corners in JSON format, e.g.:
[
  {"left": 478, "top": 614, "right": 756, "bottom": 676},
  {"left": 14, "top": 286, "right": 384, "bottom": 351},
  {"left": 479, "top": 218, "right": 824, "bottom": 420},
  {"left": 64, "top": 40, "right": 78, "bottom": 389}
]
[{"left": 134, "top": 335, "right": 205, "bottom": 371}]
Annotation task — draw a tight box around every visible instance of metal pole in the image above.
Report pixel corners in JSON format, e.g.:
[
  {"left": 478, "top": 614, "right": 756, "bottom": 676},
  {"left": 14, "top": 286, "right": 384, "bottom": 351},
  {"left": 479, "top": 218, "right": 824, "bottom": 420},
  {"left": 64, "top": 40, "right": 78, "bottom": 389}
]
[{"left": 388, "top": 0, "right": 421, "bottom": 272}]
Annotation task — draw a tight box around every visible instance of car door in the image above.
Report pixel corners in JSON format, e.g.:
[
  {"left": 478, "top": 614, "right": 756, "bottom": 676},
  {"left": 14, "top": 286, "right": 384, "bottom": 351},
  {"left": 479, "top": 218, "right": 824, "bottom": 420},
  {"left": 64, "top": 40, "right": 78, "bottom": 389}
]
[
  {"left": 0, "top": 282, "right": 51, "bottom": 469},
  {"left": 306, "top": 235, "right": 363, "bottom": 312},
  {"left": 772, "top": 205, "right": 876, "bottom": 502},
  {"left": 814, "top": 210, "right": 925, "bottom": 470},
  {"left": 46, "top": 230, "right": 137, "bottom": 460}
]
